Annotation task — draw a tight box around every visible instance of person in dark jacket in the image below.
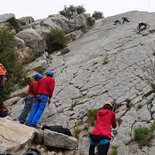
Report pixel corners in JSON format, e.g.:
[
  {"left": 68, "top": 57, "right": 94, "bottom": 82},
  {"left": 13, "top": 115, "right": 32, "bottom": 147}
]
[
  {"left": 89, "top": 102, "right": 117, "bottom": 155},
  {"left": 26, "top": 71, "right": 55, "bottom": 127},
  {"left": 18, "top": 74, "right": 43, "bottom": 124},
  {"left": 113, "top": 20, "right": 121, "bottom": 25},
  {"left": 122, "top": 17, "right": 130, "bottom": 24},
  {"left": 137, "top": 22, "right": 150, "bottom": 33}
]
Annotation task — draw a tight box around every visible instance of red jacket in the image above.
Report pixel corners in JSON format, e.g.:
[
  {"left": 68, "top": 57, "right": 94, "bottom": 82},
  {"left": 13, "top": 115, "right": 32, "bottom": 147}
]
[
  {"left": 28, "top": 80, "right": 38, "bottom": 97},
  {"left": 37, "top": 76, "right": 55, "bottom": 98},
  {"left": 90, "top": 109, "right": 116, "bottom": 139}
]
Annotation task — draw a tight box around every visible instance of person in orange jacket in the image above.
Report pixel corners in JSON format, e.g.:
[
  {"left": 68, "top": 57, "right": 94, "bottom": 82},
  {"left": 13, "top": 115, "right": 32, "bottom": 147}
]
[
  {"left": 0, "top": 63, "right": 7, "bottom": 91},
  {"left": 89, "top": 102, "right": 117, "bottom": 155},
  {"left": 26, "top": 71, "right": 55, "bottom": 127},
  {"left": 18, "top": 74, "right": 43, "bottom": 124}
]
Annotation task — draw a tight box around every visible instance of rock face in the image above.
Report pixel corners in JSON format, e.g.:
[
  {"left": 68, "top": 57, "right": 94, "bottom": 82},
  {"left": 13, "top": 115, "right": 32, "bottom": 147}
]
[{"left": 6, "top": 10, "right": 155, "bottom": 155}]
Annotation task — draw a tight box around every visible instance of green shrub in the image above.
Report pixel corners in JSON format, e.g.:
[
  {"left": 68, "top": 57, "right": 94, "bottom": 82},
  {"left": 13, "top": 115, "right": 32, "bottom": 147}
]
[
  {"left": 20, "top": 77, "right": 32, "bottom": 87},
  {"left": 0, "top": 28, "right": 24, "bottom": 102},
  {"left": 109, "top": 146, "right": 118, "bottom": 155},
  {"left": 73, "top": 127, "right": 81, "bottom": 139},
  {"left": 59, "top": 5, "right": 86, "bottom": 19},
  {"left": 87, "top": 17, "right": 95, "bottom": 27},
  {"left": 103, "top": 54, "right": 109, "bottom": 65},
  {"left": 92, "top": 11, "right": 104, "bottom": 20},
  {"left": 87, "top": 109, "right": 98, "bottom": 127},
  {"left": 76, "top": 5, "right": 86, "bottom": 14},
  {"left": 34, "top": 66, "right": 45, "bottom": 74},
  {"left": 134, "top": 123, "right": 155, "bottom": 146},
  {"left": 8, "top": 17, "right": 21, "bottom": 32},
  {"left": 45, "top": 28, "right": 69, "bottom": 53}
]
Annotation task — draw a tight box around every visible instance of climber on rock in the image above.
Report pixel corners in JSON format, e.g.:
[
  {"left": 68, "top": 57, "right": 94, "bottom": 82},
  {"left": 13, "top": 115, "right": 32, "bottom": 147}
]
[
  {"left": 18, "top": 74, "right": 43, "bottom": 124},
  {"left": 113, "top": 20, "right": 121, "bottom": 25},
  {"left": 26, "top": 71, "right": 55, "bottom": 127},
  {"left": 89, "top": 102, "right": 117, "bottom": 155},
  {"left": 137, "top": 22, "right": 150, "bottom": 33},
  {"left": 122, "top": 17, "right": 130, "bottom": 24}
]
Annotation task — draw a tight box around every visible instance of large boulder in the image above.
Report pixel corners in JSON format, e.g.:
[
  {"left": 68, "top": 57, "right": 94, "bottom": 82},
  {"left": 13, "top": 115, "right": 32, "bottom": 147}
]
[
  {"left": 48, "top": 14, "right": 75, "bottom": 33},
  {"left": 32, "top": 14, "right": 75, "bottom": 36},
  {"left": 16, "top": 28, "right": 46, "bottom": 56},
  {"left": 0, "top": 13, "right": 15, "bottom": 23},
  {"left": 0, "top": 118, "right": 37, "bottom": 154},
  {"left": 31, "top": 18, "right": 61, "bottom": 36},
  {"left": 18, "top": 16, "right": 34, "bottom": 25},
  {"left": 74, "top": 14, "right": 88, "bottom": 30},
  {"left": 43, "top": 130, "right": 78, "bottom": 150}
]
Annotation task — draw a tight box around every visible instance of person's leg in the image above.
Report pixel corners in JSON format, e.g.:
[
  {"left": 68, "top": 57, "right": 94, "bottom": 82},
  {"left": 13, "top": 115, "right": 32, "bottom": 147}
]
[
  {"left": 31, "top": 95, "right": 48, "bottom": 126},
  {"left": 26, "top": 99, "right": 39, "bottom": 126},
  {"left": 98, "top": 143, "right": 110, "bottom": 155},
  {"left": 89, "top": 144, "right": 96, "bottom": 155},
  {"left": 18, "top": 96, "right": 33, "bottom": 123}
]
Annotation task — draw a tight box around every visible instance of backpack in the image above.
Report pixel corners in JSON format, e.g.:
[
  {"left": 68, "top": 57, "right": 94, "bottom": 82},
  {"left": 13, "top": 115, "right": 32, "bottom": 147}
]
[
  {"left": 42, "top": 125, "right": 72, "bottom": 136},
  {"left": 0, "top": 104, "right": 8, "bottom": 118},
  {"left": 23, "top": 148, "right": 41, "bottom": 155}
]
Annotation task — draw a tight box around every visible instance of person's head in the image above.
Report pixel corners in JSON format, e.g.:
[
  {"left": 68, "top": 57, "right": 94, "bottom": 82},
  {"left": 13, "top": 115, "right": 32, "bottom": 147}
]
[
  {"left": 103, "top": 102, "right": 113, "bottom": 111},
  {"left": 34, "top": 74, "right": 43, "bottom": 80},
  {"left": 46, "top": 71, "right": 54, "bottom": 77}
]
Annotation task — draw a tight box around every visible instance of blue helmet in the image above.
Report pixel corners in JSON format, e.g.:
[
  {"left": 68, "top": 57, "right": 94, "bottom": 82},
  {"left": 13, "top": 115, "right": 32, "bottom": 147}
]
[
  {"left": 46, "top": 71, "right": 54, "bottom": 77},
  {"left": 34, "top": 74, "right": 43, "bottom": 80}
]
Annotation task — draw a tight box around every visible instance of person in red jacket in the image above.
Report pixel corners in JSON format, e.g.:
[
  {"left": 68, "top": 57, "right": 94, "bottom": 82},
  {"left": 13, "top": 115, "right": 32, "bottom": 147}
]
[
  {"left": 89, "top": 102, "right": 117, "bottom": 155},
  {"left": 18, "top": 74, "right": 43, "bottom": 124},
  {"left": 26, "top": 71, "right": 55, "bottom": 127}
]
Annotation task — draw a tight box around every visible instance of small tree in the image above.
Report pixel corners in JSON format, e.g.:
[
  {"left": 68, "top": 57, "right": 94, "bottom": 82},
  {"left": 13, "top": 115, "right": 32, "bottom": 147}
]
[
  {"left": 0, "top": 28, "right": 24, "bottom": 102},
  {"left": 45, "top": 28, "right": 69, "bottom": 53},
  {"left": 92, "top": 11, "right": 104, "bottom": 20},
  {"left": 59, "top": 5, "right": 86, "bottom": 19},
  {"left": 8, "top": 17, "right": 21, "bottom": 32},
  {"left": 76, "top": 5, "right": 86, "bottom": 14},
  {"left": 87, "top": 17, "right": 95, "bottom": 27}
]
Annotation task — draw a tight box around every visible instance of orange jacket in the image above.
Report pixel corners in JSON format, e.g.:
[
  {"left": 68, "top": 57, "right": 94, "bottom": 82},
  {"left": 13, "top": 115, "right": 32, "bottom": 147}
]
[{"left": 0, "top": 64, "right": 6, "bottom": 75}]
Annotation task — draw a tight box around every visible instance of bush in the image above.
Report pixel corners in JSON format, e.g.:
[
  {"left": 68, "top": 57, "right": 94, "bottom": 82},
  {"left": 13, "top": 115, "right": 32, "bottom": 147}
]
[
  {"left": 92, "top": 11, "right": 104, "bottom": 20},
  {"left": 20, "top": 77, "right": 32, "bottom": 87},
  {"left": 76, "top": 5, "right": 86, "bottom": 14},
  {"left": 8, "top": 17, "right": 21, "bottom": 32},
  {"left": 87, "top": 17, "right": 95, "bottom": 27},
  {"left": 59, "top": 5, "right": 86, "bottom": 19},
  {"left": 109, "top": 146, "right": 118, "bottom": 155},
  {"left": 45, "top": 28, "right": 69, "bottom": 53},
  {"left": 87, "top": 109, "right": 98, "bottom": 127},
  {"left": 134, "top": 123, "right": 155, "bottom": 146},
  {"left": 0, "top": 28, "right": 24, "bottom": 102},
  {"left": 73, "top": 127, "right": 81, "bottom": 139}
]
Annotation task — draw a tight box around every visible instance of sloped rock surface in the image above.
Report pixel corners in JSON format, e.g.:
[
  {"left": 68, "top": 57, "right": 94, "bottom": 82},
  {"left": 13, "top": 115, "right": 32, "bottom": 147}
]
[
  {"left": 9, "top": 11, "right": 155, "bottom": 154},
  {"left": 0, "top": 118, "right": 36, "bottom": 154},
  {"left": 43, "top": 11, "right": 155, "bottom": 154}
]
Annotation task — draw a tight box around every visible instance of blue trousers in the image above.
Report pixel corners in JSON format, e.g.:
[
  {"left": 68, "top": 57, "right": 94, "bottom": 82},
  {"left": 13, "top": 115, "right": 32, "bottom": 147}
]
[
  {"left": 26, "top": 94, "right": 48, "bottom": 126},
  {"left": 18, "top": 95, "right": 33, "bottom": 124}
]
